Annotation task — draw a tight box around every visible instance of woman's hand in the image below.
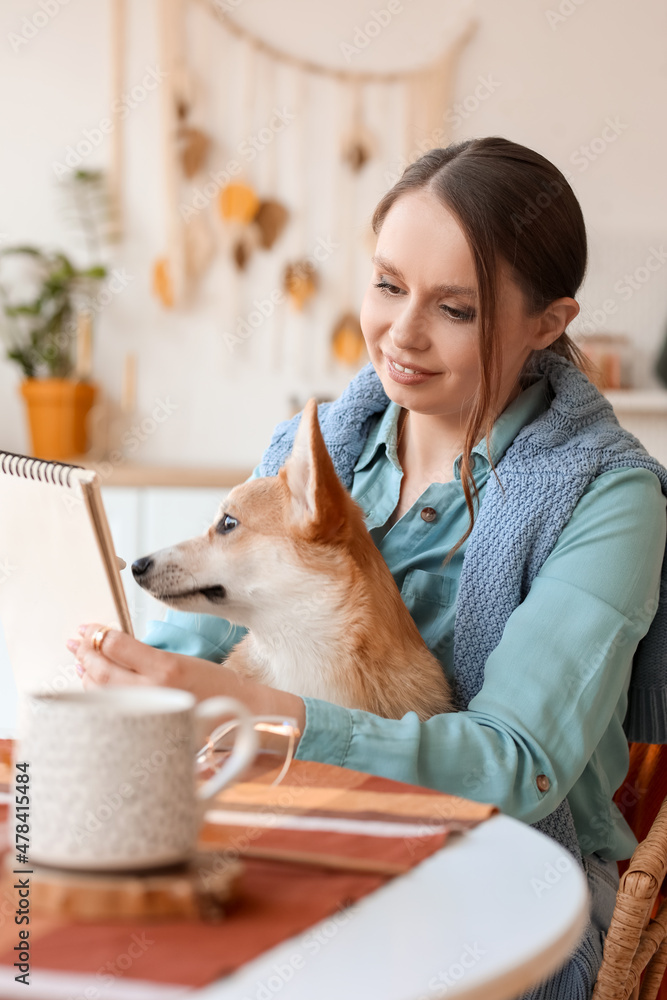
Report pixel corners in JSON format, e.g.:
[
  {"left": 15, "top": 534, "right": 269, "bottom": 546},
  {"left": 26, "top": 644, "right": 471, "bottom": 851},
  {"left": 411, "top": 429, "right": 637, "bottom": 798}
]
[
  {"left": 68, "top": 623, "right": 213, "bottom": 697},
  {"left": 66, "top": 623, "right": 307, "bottom": 733}
]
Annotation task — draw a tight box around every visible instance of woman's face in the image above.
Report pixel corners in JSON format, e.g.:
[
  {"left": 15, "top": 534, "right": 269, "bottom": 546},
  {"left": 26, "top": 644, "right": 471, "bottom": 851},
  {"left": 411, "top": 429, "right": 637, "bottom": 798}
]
[{"left": 359, "top": 189, "right": 549, "bottom": 422}]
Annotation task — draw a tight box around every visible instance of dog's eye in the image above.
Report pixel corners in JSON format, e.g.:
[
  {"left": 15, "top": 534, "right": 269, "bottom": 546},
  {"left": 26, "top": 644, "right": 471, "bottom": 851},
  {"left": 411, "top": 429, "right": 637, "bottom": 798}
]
[{"left": 216, "top": 514, "right": 238, "bottom": 534}]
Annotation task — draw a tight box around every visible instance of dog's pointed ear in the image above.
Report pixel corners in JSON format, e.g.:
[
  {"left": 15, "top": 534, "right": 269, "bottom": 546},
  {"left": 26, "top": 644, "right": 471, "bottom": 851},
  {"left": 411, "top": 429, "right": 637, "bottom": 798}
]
[{"left": 280, "top": 398, "right": 347, "bottom": 541}]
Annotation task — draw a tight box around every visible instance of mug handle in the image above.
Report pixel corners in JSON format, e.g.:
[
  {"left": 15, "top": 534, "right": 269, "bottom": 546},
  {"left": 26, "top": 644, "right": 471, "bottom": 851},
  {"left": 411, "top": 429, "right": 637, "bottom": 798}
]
[{"left": 194, "top": 696, "right": 259, "bottom": 801}]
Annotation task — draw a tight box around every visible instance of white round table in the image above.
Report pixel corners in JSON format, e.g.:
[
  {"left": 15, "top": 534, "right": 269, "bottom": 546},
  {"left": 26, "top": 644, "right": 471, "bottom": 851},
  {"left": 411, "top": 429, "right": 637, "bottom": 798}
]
[{"left": 193, "top": 813, "right": 591, "bottom": 1000}]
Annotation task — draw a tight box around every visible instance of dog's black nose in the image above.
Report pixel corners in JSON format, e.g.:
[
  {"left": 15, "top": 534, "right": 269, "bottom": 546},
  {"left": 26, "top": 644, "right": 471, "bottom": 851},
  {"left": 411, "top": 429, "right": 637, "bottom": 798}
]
[{"left": 131, "top": 556, "right": 154, "bottom": 579}]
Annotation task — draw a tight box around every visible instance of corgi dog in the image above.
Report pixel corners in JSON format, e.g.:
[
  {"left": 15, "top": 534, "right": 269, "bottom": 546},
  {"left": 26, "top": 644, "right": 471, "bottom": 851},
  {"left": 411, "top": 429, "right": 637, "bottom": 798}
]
[{"left": 132, "top": 399, "right": 454, "bottom": 721}]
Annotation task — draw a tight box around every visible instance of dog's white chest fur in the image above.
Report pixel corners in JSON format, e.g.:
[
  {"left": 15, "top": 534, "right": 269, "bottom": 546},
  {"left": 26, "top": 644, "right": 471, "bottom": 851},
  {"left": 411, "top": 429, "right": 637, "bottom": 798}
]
[{"left": 237, "top": 559, "right": 359, "bottom": 707}]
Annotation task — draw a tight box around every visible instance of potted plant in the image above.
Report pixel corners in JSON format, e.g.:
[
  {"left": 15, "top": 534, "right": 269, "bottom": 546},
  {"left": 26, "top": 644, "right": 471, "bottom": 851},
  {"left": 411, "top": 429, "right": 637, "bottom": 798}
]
[{"left": 0, "top": 245, "right": 106, "bottom": 459}]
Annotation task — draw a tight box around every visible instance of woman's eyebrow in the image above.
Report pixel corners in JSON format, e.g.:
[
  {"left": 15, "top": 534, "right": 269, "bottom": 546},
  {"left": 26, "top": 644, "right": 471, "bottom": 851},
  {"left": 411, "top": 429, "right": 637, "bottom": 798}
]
[{"left": 371, "top": 254, "right": 477, "bottom": 298}]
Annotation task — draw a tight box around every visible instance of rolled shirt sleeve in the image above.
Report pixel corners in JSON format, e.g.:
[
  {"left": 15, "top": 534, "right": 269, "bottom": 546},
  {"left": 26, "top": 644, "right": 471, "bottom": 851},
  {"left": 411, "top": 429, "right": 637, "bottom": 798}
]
[
  {"left": 295, "top": 467, "right": 666, "bottom": 857},
  {"left": 141, "top": 609, "right": 248, "bottom": 662}
]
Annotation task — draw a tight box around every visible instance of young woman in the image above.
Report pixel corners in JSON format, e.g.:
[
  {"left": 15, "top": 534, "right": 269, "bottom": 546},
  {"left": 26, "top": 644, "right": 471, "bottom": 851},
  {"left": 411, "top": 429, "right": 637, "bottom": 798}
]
[{"left": 70, "top": 138, "right": 667, "bottom": 999}]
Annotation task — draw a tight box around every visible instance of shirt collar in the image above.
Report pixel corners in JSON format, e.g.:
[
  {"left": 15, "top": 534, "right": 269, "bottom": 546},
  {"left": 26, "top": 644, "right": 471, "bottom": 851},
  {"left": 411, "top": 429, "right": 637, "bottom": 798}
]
[
  {"left": 353, "top": 398, "right": 404, "bottom": 474},
  {"left": 353, "top": 374, "right": 552, "bottom": 478}
]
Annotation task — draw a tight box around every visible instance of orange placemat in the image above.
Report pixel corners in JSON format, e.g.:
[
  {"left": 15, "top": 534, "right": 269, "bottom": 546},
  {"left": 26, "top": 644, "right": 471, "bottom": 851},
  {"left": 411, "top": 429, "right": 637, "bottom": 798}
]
[{"left": 0, "top": 738, "right": 496, "bottom": 992}]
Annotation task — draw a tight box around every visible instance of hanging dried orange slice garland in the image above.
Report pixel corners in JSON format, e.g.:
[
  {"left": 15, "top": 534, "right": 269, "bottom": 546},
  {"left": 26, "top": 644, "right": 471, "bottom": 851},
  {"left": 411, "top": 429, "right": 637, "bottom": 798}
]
[
  {"left": 218, "top": 182, "right": 260, "bottom": 224},
  {"left": 255, "top": 200, "right": 290, "bottom": 250},
  {"left": 283, "top": 259, "right": 318, "bottom": 311},
  {"left": 177, "top": 100, "right": 216, "bottom": 284},
  {"left": 179, "top": 126, "right": 211, "bottom": 179},
  {"left": 218, "top": 183, "right": 289, "bottom": 270},
  {"left": 219, "top": 182, "right": 259, "bottom": 270},
  {"left": 331, "top": 312, "right": 365, "bottom": 365},
  {"left": 330, "top": 80, "right": 372, "bottom": 365},
  {"left": 152, "top": 257, "right": 174, "bottom": 309},
  {"left": 151, "top": 30, "right": 215, "bottom": 309}
]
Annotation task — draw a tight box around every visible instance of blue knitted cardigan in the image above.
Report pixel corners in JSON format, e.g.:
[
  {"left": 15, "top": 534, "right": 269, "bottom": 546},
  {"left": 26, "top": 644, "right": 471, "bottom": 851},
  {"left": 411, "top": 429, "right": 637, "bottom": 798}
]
[{"left": 257, "top": 348, "right": 667, "bottom": 867}]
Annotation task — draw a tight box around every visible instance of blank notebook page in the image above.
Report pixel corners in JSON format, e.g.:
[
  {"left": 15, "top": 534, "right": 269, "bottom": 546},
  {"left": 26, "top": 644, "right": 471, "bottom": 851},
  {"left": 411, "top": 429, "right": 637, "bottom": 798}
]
[{"left": 0, "top": 453, "right": 131, "bottom": 734}]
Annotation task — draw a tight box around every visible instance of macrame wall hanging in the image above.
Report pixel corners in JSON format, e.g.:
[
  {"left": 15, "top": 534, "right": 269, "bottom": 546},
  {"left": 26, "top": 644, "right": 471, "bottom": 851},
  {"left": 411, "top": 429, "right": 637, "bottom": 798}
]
[
  {"left": 149, "top": 0, "right": 477, "bottom": 380},
  {"left": 331, "top": 78, "right": 370, "bottom": 368},
  {"left": 108, "top": 0, "right": 125, "bottom": 242}
]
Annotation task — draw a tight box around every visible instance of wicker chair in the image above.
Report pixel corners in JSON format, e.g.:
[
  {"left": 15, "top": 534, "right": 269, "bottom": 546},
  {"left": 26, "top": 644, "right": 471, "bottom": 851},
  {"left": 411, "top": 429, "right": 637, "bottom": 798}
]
[{"left": 592, "top": 744, "right": 667, "bottom": 1000}]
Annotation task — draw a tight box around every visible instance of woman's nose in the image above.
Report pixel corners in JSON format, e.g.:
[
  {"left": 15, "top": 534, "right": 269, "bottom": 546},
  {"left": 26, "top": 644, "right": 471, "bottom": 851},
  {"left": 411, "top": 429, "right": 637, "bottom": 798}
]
[{"left": 389, "top": 307, "right": 431, "bottom": 351}]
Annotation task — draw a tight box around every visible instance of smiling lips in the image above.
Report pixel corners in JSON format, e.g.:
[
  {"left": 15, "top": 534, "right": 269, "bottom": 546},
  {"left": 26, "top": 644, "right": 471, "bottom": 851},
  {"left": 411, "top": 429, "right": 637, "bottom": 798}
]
[{"left": 385, "top": 354, "right": 438, "bottom": 385}]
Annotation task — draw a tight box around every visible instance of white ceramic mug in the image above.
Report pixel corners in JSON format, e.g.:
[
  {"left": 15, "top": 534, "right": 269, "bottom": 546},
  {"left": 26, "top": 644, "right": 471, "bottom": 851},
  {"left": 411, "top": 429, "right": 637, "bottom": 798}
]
[{"left": 14, "top": 686, "right": 259, "bottom": 871}]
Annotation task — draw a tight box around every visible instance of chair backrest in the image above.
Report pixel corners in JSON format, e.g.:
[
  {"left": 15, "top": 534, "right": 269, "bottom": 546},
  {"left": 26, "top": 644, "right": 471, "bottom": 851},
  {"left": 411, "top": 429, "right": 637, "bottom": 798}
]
[
  {"left": 614, "top": 744, "right": 667, "bottom": 886},
  {"left": 592, "top": 744, "right": 667, "bottom": 1000}
]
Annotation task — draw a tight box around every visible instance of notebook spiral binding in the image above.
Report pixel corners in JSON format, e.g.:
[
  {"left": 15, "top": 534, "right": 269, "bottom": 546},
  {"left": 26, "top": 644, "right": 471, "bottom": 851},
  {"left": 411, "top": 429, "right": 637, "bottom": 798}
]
[{"left": 0, "top": 451, "right": 83, "bottom": 488}]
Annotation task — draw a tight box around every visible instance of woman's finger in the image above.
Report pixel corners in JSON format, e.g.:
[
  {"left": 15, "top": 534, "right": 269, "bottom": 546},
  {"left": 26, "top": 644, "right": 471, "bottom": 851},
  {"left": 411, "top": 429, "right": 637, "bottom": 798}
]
[
  {"left": 79, "top": 649, "right": 151, "bottom": 688},
  {"left": 74, "top": 623, "right": 184, "bottom": 688}
]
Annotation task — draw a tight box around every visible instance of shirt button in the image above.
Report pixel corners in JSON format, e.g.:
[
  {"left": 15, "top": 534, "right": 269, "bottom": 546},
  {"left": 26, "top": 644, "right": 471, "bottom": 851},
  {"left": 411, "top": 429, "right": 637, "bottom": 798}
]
[
  {"left": 536, "top": 774, "right": 550, "bottom": 792},
  {"left": 421, "top": 507, "right": 437, "bottom": 522}
]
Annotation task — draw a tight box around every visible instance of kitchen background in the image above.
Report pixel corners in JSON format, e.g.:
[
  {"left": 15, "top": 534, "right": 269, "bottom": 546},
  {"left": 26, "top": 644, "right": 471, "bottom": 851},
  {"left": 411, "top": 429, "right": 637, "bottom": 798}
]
[{"left": 1, "top": 0, "right": 667, "bottom": 470}]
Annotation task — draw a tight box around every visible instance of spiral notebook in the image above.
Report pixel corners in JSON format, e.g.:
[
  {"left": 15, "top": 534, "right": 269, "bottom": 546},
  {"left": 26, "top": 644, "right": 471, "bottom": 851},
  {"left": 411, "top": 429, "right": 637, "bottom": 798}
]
[{"left": 0, "top": 451, "right": 133, "bottom": 728}]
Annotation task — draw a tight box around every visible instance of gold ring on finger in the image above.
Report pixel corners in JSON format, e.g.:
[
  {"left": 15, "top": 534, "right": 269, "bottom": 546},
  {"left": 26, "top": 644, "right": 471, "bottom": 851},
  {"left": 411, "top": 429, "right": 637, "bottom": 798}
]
[{"left": 92, "top": 625, "right": 112, "bottom": 654}]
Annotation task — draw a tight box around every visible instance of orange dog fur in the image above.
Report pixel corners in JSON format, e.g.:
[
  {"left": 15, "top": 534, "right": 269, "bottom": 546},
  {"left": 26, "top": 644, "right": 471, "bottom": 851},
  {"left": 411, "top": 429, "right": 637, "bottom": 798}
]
[{"left": 132, "top": 399, "right": 454, "bottom": 721}]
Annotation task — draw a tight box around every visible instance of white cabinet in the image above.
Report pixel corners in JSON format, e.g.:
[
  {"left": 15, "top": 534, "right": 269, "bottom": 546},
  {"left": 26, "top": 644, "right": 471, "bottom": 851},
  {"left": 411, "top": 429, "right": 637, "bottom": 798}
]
[
  {"left": 140, "top": 488, "right": 228, "bottom": 552},
  {"left": 101, "top": 487, "right": 231, "bottom": 641},
  {"left": 102, "top": 487, "right": 141, "bottom": 579}
]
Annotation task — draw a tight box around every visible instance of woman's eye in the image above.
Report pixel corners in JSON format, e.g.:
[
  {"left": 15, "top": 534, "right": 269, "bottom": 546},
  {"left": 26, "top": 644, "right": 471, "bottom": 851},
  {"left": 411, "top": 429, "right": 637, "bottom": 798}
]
[
  {"left": 375, "top": 277, "right": 475, "bottom": 323},
  {"left": 441, "top": 304, "right": 476, "bottom": 323},
  {"left": 373, "top": 279, "right": 403, "bottom": 296},
  {"left": 216, "top": 514, "right": 238, "bottom": 534}
]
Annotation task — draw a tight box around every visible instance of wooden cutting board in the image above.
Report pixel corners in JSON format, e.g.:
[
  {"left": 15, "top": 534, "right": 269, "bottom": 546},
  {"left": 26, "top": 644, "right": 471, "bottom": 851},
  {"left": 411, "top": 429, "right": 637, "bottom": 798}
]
[{"left": 1, "top": 852, "right": 242, "bottom": 922}]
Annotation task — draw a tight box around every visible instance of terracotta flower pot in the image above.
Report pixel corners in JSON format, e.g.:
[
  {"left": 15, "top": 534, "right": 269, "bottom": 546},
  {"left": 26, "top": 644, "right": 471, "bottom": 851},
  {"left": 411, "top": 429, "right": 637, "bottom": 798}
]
[{"left": 20, "top": 378, "right": 97, "bottom": 460}]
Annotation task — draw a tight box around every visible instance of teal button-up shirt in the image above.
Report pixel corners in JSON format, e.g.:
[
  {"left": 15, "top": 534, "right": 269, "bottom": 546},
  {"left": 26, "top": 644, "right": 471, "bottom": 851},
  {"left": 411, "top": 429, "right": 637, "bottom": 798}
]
[{"left": 143, "top": 374, "right": 666, "bottom": 860}]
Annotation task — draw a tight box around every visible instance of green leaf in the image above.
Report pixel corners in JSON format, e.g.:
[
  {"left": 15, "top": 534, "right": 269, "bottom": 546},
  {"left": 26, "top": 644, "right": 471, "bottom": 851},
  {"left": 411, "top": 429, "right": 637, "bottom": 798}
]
[
  {"left": 73, "top": 169, "right": 103, "bottom": 183},
  {"left": 0, "top": 242, "right": 101, "bottom": 378},
  {"left": 6, "top": 347, "right": 35, "bottom": 378},
  {"left": 4, "top": 302, "right": 42, "bottom": 317},
  {"left": 79, "top": 265, "right": 107, "bottom": 279},
  {"left": 0, "top": 245, "right": 43, "bottom": 259}
]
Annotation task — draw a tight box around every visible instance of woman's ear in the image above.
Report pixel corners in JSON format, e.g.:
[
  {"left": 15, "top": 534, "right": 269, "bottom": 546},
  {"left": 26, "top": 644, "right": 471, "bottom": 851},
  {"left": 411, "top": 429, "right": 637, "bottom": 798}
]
[{"left": 531, "top": 297, "right": 580, "bottom": 350}]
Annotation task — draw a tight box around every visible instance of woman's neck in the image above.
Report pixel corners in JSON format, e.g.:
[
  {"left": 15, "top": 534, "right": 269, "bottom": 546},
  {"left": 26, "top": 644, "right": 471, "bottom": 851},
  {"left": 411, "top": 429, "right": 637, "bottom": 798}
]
[
  {"left": 397, "top": 380, "right": 524, "bottom": 480},
  {"left": 397, "top": 408, "right": 465, "bottom": 484}
]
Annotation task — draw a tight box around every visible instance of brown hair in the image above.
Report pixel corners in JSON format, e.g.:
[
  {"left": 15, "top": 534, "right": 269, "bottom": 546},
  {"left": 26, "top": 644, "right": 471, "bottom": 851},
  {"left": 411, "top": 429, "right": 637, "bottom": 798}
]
[{"left": 371, "top": 136, "right": 593, "bottom": 561}]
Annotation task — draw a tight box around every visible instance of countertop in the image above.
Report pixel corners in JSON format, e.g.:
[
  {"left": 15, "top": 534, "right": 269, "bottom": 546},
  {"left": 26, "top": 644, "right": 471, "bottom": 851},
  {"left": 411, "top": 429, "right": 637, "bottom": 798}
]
[
  {"left": 66, "top": 457, "right": 252, "bottom": 488},
  {"left": 63, "top": 386, "right": 667, "bottom": 488}
]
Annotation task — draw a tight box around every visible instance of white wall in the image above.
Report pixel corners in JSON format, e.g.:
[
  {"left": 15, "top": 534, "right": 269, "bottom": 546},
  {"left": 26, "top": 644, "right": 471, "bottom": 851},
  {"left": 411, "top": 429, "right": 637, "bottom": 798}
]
[{"left": 1, "top": 0, "right": 666, "bottom": 468}]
